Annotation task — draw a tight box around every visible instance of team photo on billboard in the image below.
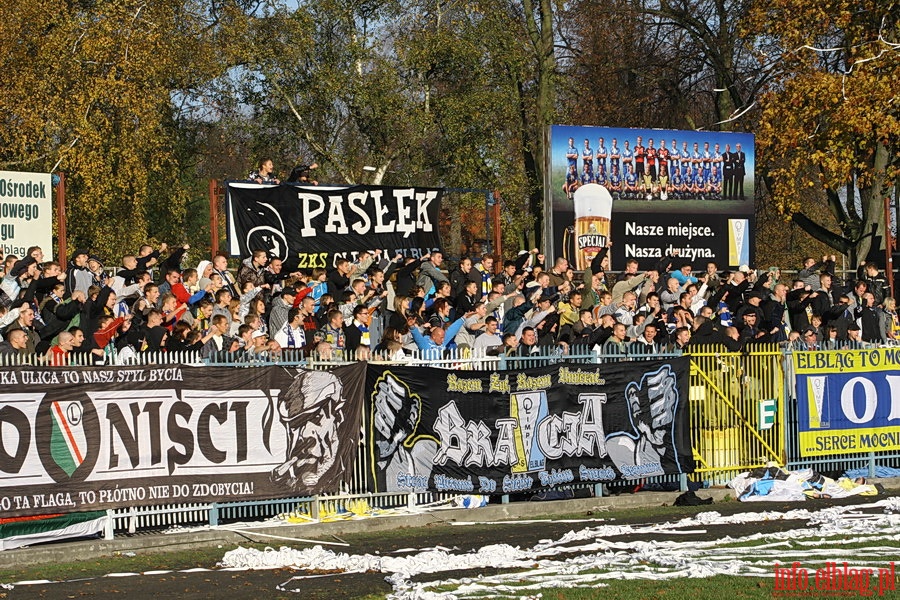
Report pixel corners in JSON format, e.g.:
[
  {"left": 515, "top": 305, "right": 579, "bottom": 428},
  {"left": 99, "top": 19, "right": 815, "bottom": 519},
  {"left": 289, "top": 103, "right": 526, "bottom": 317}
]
[{"left": 546, "top": 125, "right": 755, "bottom": 271}]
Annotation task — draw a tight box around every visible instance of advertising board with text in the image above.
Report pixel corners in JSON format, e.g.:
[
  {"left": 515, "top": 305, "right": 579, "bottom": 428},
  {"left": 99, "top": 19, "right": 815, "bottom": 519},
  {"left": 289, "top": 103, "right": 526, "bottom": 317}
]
[
  {"left": 546, "top": 125, "right": 755, "bottom": 271},
  {"left": 0, "top": 170, "right": 52, "bottom": 259},
  {"left": 793, "top": 349, "right": 900, "bottom": 457}
]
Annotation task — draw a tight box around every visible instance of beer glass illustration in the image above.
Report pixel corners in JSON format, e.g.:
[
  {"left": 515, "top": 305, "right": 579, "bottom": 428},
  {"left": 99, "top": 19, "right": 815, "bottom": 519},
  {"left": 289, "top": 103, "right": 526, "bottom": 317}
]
[{"left": 569, "top": 183, "right": 613, "bottom": 271}]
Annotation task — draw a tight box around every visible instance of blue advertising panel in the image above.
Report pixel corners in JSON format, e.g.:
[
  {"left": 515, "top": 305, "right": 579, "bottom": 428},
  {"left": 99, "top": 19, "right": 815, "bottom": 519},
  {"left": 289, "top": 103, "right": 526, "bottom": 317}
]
[{"left": 793, "top": 349, "right": 900, "bottom": 456}]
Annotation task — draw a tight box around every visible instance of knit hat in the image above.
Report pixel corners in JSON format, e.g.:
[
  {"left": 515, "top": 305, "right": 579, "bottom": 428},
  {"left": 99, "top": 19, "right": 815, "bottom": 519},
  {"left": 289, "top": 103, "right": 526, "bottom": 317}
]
[{"left": 9, "top": 256, "right": 36, "bottom": 278}]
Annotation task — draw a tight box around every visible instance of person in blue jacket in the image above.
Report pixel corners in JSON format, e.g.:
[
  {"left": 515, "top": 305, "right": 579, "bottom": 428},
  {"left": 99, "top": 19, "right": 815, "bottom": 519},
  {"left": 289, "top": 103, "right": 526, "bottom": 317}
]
[{"left": 410, "top": 316, "right": 467, "bottom": 357}]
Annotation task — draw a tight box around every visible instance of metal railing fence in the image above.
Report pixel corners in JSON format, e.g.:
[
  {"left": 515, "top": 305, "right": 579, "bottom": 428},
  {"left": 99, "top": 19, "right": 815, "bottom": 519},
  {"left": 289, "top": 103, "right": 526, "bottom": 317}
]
[{"left": 2, "top": 343, "right": 896, "bottom": 539}]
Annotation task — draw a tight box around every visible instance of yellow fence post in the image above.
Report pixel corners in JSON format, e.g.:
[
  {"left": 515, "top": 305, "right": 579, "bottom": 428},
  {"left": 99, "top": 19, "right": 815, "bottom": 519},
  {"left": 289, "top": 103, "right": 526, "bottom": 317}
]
[{"left": 688, "top": 344, "right": 786, "bottom": 485}]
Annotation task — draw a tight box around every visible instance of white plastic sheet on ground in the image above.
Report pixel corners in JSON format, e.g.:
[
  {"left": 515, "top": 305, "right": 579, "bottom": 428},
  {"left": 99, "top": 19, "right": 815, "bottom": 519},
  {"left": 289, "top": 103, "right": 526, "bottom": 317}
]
[{"left": 220, "top": 499, "right": 900, "bottom": 599}]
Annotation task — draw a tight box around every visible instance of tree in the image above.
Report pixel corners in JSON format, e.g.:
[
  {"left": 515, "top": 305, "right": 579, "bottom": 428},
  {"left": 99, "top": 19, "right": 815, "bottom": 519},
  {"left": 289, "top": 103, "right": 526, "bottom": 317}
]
[
  {"left": 214, "top": 0, "right": 553, "bottom": 252},
  {"left": 0, "top": 0, "right": 219, "bottom": 259},
  {"left": 750, "top": 0, "right": 899, "bottom": 264},
  {"left": 564, "top": 0, "right": 768, "bottom": 132}
]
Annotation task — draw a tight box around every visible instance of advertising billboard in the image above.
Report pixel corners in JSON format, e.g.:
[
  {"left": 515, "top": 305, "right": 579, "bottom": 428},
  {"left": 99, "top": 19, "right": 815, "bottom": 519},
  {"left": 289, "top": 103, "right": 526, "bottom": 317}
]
[
  {"left": 546, "top": 126, "right": 755, "bottom": 271},
  {"left": 0, "top": 170, "right": 53, "bottom": 259}
]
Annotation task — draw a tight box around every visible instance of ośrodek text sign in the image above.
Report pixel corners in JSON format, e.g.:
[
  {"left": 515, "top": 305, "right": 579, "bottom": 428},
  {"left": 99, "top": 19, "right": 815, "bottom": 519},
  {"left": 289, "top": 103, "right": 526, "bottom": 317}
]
[
  {"left": 0, "top": 170, "right": 52, "bottom": 260},
  {"left": 794, "top": 349, "right": 900, "bottom": 456},
  {"left": 226, "top": 183, "right": 443, "bottom": 270},
  {"left": 365, "top": 358, "right": 693, "bottom": 495},
  {"left": 0, "top": 364, "right": 365, "bottom": 517}
]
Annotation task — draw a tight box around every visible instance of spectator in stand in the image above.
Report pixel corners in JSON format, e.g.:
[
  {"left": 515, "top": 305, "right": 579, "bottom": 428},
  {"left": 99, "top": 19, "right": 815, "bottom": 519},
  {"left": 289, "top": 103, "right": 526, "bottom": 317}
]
[
  {"left": 87, "top": 255, "right": 105, "bottom": 288},
  {"left": 0, "top": 328, "right": 28, "bottom": 356},
  {"left": 449, "top": 257, "right": 475, "bottom": 299},
  {"left": 737, "top": 311, "right": 767, "bottom": 344},
  {"left": 393, "top": 257, "right": 420, "bottom": 298},
  {"left": 856, "top": 292, "right": 883, "bottom": 343},
  {"left": 822, "top": 294, "right": 854, "bottom": 339},
  {"left": 144, "top": 325, "right": 168, "bottom": 353},
  {"left": 3, "top": 303, "right": 39, "bottom": 354},
  {"left": 248, "top": 329, "right": 270, "bottom": 358},
  {"left": 797, "top": 255, "right": 836, "bottom": 290},
  {"left": 411, "top": 314, "right": 466, "bottom": 355},
  {"left": 615, "top": 259, "right": 639, "bottom": 284},
  {"left": 711, "top": 269, "right": 750, "bottom": 314},
  {"left": 299, "top": 295, "right": 319, "bottom": 335},
  {"left": 320, "top": 309, "right": 347, "bottom": 353},
  {"left": 167, "top": 322, "right": 195, "bottom": 352},
  {"left": 237, "top": 250, "right": 269, "bottom": 291},
  {"left": 821, "top": 325, "right": 842, "bottom": 349},
  {"left": 473, "top": 316, "right": 503, "bottom": 352},
  {"left": 475, "top": 254, "right": 495, "bottom": 298},
  {"left": 326, "top": 252, "right": 376, "bottom": 298},
  {"left": 263, "top": 257, "right": 301, "bottom": 297},
  {"left": 630, "top": 321, "right": 662, "bottom": 356},
  {"left": 857, "top": 261, "right": 888, "bottom": 304},
  {"left": 248, "top": 158, "right": 280, "bottom": 184},
  {"left": 2, "top": 256, "right": 40, "bottom": 306},
  {"left": 416, "top": 251, "right": 449, "bottom": 297},
  {"left": 669, "top": 326, "right": 691, "bottom": 351},
  {"left": 345, "top": 304, "right": 372, "bottom": 353},
  {"left": 201, "top": 314, "right": 233, "bottom": 358},
  {"left": 65, "top": 250, "right": 93, "bottom": 295},
  {"left": 213, "top": 291, "right": 235, "bottom": 335},
  {"left": 602, "top": 323, "right": 629, "bottom": 358},
  {"left": 545, "top": 257, "right": 569, "bottom": 289},
  {"left": 846, "top": 322, "right": 868, "bottom": 349},
  {"left": 268, "top": 288, "right": 297, "bottom": 335},
  {"left": 794, "top": 326, "right": 821, "bottom": 350},
  {"left": 454, "top": 280, "right": 480, "bottom": 316},
  {"left": 671, "top": 262, "right": 698, "bottom": 287},
  {"left": 274, "top": 307, "right": 306, "bottom": 351},
  {"left": 882, "top": 297, "right": 900, "bottom": 341},
  {"left": 493, "top": 260, "right": 521, "bottom": 291},
  {"left": 211, "top": 254, "right": 239, "bottom": 298},
  {"left": 516, "top": 326, "right": 541, "bottom": 356}
]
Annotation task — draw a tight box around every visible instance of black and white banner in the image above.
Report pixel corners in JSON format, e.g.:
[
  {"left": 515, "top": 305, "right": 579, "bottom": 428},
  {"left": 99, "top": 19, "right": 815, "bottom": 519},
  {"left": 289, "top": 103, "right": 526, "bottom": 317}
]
[
  {"left": 0, "top": 364, "right": 366, "bottom": 517},
  {"left": 365, "top": 358, "right": 693, "bottom": 495},
  {"left": 226, "top": 183, "right": 443, "bottom": 270}
]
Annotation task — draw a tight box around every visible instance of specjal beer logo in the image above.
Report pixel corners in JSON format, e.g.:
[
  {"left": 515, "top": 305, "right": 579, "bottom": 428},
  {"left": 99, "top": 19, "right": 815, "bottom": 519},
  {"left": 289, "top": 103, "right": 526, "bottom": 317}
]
[
  {"left": 577, "top": 225, "right": 607, "bottom": 252},
  {"left": 36, "top": 394, "right": 100, "bottom": 484}
]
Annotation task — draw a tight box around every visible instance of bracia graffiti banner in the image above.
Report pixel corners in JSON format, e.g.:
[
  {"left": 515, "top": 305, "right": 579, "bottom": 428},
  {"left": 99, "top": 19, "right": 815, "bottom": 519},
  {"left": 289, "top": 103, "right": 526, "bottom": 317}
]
[
  {"left": 365, "top": 358, "right": 693, "bottom": 495},
  {"left": 0, "top": 363, "right": 365, "bottom": 517},
  {"left": 225, "top": 183, "right": 443, "bottom": 270}
]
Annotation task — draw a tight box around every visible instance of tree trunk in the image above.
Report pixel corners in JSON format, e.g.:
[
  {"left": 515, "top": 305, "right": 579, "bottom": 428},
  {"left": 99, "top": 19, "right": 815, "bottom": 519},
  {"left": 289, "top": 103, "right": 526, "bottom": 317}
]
[
  {"left": 853, "top": 141, "right": 891, "bottom": 266},
  {"left": 520, "top": 0, "right": 556, "bottom": 250}
]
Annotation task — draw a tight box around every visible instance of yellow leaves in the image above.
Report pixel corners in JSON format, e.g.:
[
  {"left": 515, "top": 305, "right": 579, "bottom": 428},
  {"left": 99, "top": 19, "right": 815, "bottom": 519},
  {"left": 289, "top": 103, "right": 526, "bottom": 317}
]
[
  {"left": 0, "top": 0, "right": 217, "bottom": 257},
  {"left": 755, "top": 0, "right": 898, "bottom": 230}
]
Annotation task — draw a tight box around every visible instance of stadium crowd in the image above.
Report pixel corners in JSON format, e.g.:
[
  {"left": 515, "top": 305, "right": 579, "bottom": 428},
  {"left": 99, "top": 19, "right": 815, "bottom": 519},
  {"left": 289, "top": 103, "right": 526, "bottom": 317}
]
[{"left": 0, "top": 241, "right": 897, "bottom": 364}]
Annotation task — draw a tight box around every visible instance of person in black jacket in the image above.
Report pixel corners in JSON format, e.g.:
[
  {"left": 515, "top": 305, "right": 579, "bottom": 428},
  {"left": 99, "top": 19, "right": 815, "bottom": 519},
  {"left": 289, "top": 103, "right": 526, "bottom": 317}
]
[
  {"left": 389, "top": 257, "right": 416, "bottom": 298},
  {"left": 449, "top": 257, "right": 475, "bottom": 298},
  {"left": 855, "top": 292, "right": 883, "bottom": 343},
  {"left": 857, "top": 262, "right": 888, "bottom": 305}
]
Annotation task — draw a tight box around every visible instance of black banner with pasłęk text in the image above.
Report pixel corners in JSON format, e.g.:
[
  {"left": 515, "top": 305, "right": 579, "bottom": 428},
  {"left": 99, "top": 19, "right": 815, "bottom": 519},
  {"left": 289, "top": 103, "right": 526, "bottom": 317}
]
[{"left": 226, "top": 183, "right": 443, "bottom": 270}]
